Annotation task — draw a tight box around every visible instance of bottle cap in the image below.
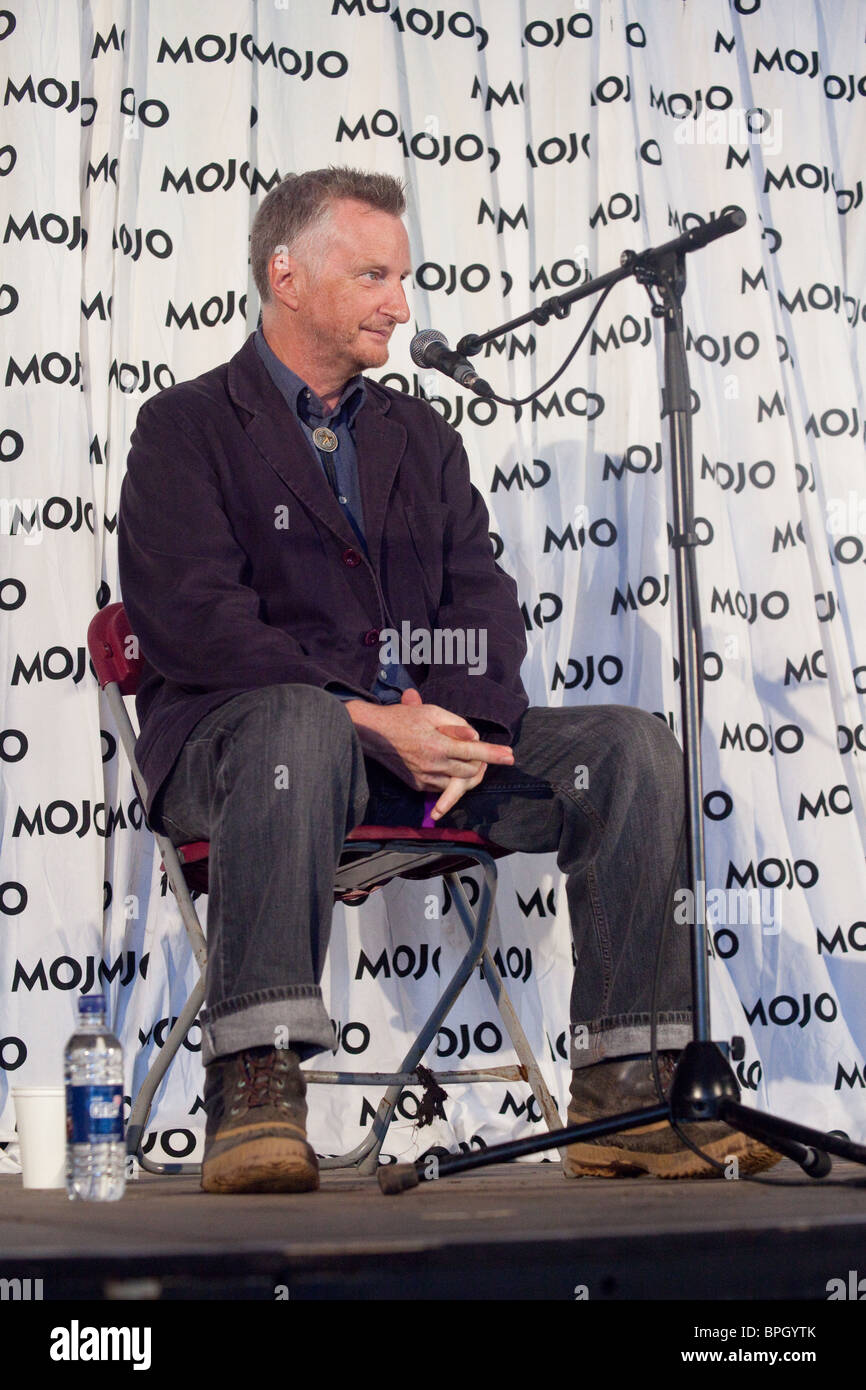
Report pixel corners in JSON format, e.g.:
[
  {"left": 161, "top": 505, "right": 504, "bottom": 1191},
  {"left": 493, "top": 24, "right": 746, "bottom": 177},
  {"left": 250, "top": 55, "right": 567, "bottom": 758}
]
[{"left": 78, "top": 993, "right": 106, "bottom": 1014}]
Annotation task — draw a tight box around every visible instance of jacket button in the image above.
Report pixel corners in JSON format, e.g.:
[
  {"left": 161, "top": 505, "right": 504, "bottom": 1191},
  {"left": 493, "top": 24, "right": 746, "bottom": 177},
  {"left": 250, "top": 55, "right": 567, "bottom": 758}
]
[
  {"left": 342, "top": 547, "right": 361, "bottom": 567},
  {"left": 362, "top": 629, "right": 380, "bottom": 646}
]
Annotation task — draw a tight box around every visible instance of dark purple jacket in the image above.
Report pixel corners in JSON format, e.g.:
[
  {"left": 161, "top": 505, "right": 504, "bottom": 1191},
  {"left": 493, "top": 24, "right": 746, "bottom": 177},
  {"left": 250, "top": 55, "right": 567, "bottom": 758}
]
[{"left": 117, "top": 333, "right": 529, "bottom": 815}]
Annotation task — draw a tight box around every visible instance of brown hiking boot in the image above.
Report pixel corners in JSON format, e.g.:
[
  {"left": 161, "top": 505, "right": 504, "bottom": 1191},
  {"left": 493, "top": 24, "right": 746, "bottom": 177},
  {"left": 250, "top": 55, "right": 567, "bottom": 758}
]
[
  {"left": 563, "top": 1052, "right": 782, "bottom": 1180},
  {"left": 201, "top": 1045, "right": 319, "bottom": 1194}
]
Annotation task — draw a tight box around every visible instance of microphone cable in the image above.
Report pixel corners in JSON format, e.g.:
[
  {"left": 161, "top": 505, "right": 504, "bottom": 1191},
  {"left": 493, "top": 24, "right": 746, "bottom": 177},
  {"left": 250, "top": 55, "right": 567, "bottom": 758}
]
[{"left": 477, "top": 280, "right": 617, "bottom": 411}]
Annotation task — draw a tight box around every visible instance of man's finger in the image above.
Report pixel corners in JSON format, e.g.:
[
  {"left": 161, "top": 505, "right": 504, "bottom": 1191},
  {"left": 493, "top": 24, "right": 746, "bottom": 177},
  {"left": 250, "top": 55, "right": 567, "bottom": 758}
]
[
  {"left": 430, "top": 766, "right": 486, "bottom": 820},
  {"left": 430, "top": 776, "right": 465, "bottom": 819},
  {"left": 430, "top": 778, "right": 474, "bottom": 819},
  {"left": 419, "top": 753, "right": 481, "bottom": 786},
  {"left": 436, "top": 723, "right": 514, "bottom": 769}
]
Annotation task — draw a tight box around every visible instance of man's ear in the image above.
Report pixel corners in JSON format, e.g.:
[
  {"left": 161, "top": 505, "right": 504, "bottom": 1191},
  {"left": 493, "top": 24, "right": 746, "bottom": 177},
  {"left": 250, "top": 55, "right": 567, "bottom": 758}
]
[{"left": 269, "top": 245, "right": 301, "bottom": 310}]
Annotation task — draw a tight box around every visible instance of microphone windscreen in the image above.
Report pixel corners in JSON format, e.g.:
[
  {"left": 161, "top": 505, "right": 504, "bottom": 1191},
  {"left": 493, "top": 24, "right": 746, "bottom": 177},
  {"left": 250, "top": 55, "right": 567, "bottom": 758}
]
[{"left": 410, "top": 327, "right": 448, "bottom": 368}]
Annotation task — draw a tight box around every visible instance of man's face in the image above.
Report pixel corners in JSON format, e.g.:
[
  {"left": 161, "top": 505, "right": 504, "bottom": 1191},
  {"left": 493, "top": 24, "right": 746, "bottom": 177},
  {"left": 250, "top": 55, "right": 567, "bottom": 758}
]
[{"left": 290, "top": 198, "right": 412, "bottom": 384}]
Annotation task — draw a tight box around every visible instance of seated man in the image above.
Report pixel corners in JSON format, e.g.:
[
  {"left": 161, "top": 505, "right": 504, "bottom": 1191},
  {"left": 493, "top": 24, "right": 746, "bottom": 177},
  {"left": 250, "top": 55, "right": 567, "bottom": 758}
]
[{"left": 118, "top": 166, "right": 778, "bottom": 1193}]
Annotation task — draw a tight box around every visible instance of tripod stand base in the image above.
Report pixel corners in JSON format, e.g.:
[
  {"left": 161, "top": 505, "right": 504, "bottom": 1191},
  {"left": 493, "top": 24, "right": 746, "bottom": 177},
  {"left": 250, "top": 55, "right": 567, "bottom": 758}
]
[
  {"left": 669, "top": 1039, "right": 740, "bottom": 1117},
  {"left": 378, "top": 1042, "right": 866, "bottom": 1193}
]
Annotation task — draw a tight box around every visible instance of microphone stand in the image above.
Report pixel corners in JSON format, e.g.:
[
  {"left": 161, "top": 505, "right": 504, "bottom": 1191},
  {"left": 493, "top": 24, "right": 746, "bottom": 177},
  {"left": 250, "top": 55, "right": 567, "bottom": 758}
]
[{"left": 379, "top": 212, "right": 866, "bottom": 1194}]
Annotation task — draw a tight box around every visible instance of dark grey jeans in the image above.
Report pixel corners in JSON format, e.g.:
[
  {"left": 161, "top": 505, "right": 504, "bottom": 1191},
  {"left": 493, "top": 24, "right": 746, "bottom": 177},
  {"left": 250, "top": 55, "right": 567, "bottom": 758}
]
[{"left": 150, "top": 685, "right": 692, "bottom": 1067}]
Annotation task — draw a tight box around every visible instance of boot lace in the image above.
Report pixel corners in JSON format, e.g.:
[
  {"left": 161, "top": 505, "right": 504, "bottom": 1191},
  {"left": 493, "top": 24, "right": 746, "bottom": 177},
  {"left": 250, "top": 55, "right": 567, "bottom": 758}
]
[{"left": 230, "top": 1050, "right": 293, "bottom": 1114}]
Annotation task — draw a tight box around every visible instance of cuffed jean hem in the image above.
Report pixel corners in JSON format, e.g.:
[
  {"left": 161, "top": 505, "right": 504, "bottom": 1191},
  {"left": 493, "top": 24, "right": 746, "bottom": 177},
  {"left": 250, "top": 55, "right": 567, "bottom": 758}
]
[
  {"left": 200, "top": 991, "right": 337, "bottom": 1066},
  {"left": 571, "top": 1012, "right": 694, "bottom": 1069}
]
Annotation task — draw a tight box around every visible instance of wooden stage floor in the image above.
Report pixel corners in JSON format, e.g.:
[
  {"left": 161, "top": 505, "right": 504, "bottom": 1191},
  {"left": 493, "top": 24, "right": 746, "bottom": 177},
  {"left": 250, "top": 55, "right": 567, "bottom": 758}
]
[{"left": 2, "top": 1157, "right": 866, "bottom": 1301}]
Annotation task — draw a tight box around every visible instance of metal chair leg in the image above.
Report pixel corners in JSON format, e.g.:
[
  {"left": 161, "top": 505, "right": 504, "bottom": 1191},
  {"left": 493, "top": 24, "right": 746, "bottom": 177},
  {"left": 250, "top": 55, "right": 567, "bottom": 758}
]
[
  {"left": 321, "top": 849, "right": 498, "bottom": 1172},
  {"left": 127, "top": 974, "right": 206, "bottom": 1176},
  {"left": 104, "top": 681, "right": 211, "bottom": 1173},
  {"left": 470, "top": 937, "right": 565, "bottom": 1158}
]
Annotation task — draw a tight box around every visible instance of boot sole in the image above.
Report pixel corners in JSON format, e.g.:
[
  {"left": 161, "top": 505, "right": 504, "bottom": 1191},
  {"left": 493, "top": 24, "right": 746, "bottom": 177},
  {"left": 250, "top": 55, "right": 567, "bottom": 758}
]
[
  {"left": 563, "top": 1123, "right": 782, "bottom": 1180},
  {"left": 202, "top": 1136, "right": 319, "bottom": 1194}
]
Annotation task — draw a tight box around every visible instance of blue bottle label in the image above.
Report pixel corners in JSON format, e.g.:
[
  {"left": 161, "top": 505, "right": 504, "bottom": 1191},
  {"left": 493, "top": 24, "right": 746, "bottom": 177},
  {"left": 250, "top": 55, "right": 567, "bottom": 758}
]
[{"left": 66, "top": 1085, "right": 124, "bottom": 1142}]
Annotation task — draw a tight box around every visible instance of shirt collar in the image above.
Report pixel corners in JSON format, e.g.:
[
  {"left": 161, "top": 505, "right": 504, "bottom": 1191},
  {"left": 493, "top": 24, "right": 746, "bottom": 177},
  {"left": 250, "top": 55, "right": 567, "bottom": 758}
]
[{"left": 255, "top": 325, "right": 365, "bottom": 427}]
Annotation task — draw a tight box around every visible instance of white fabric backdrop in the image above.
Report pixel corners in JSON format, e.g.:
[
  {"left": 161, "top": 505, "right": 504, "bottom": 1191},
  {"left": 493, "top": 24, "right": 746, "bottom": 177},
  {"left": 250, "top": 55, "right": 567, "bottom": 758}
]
[{"left": 1, "top": 0, "right": 864, "bottom": 1168}]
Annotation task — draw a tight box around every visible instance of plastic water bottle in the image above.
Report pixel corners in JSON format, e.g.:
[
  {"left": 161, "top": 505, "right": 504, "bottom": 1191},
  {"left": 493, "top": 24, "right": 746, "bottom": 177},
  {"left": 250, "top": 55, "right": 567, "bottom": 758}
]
[{"left": 64, "top": 993, "right": 125, "bottom": 1201}]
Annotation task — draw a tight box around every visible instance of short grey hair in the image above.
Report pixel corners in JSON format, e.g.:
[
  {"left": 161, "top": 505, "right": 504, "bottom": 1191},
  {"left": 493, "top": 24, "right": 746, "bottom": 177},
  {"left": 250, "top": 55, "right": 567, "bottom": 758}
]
[{"left": 250, "top": 166, "right": 407, "bottom": 304}]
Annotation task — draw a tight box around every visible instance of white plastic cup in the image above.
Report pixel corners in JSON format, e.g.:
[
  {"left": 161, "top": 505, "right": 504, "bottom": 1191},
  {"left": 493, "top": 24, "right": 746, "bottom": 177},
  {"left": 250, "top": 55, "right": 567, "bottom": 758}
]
[{"left": 13, "top": 1087, "right": 67, "bottom": 1189}]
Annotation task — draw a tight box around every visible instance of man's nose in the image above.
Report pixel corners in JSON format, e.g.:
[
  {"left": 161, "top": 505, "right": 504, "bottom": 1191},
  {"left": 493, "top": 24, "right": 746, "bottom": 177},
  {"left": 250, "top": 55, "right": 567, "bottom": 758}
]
[{"left": 383, "top": 280, "right": 411, "bottom": 323}]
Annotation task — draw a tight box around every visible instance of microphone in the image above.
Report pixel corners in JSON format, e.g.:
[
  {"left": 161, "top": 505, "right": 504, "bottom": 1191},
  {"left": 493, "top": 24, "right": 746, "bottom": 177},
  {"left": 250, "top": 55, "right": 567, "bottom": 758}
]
[
  {"left": 623, "top": 209, "right": 747, "bottom": 269},
  {"left": 410, "top": 329, "right": 494, "bottom": 397}
]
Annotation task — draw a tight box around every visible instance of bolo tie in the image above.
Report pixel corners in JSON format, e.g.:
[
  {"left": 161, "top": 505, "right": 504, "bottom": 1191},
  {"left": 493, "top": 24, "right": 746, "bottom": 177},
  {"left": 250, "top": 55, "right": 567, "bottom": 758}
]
[{"left": 311, "top": 424, "right": 340, "bottom": 497}]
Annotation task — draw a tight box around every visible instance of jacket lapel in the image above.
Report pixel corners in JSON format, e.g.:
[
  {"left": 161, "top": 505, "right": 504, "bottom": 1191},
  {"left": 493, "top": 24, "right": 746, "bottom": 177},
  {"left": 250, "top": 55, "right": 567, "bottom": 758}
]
[
  {"left": 227, "top": 335, "right": 407, "bottom": 568},
  {"left": 353, "top": 394, "right": 407, "bottom": 572},
  {"left": 228, "top": 335, "right": 361, "bottom": 550}
]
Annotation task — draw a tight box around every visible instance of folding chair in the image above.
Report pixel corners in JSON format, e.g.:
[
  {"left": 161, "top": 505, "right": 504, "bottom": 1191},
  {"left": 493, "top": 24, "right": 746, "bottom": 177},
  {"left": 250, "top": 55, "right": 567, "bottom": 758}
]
[{"left": 88, "top": 602, "right": 562, "bottom": 1176}]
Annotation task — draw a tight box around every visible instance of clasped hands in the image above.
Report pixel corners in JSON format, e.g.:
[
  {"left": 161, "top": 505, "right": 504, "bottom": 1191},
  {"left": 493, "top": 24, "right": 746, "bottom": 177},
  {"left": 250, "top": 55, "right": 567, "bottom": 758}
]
[{"left": 344, "top": 687, "right": 514, "bottom": 821}]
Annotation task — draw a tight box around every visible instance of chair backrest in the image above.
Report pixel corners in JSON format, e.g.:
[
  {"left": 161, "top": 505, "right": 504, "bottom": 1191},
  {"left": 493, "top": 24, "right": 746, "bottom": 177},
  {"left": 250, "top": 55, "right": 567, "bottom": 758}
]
[{"left": 87, "top": 602, "right": 142, "bottom": 695}]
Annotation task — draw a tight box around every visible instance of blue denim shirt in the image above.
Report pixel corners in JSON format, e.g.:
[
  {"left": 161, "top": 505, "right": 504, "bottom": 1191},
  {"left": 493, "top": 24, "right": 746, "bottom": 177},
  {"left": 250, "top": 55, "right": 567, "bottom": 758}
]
[{"left": 254, "top": 325, "right": 416, "bottom": 705}]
